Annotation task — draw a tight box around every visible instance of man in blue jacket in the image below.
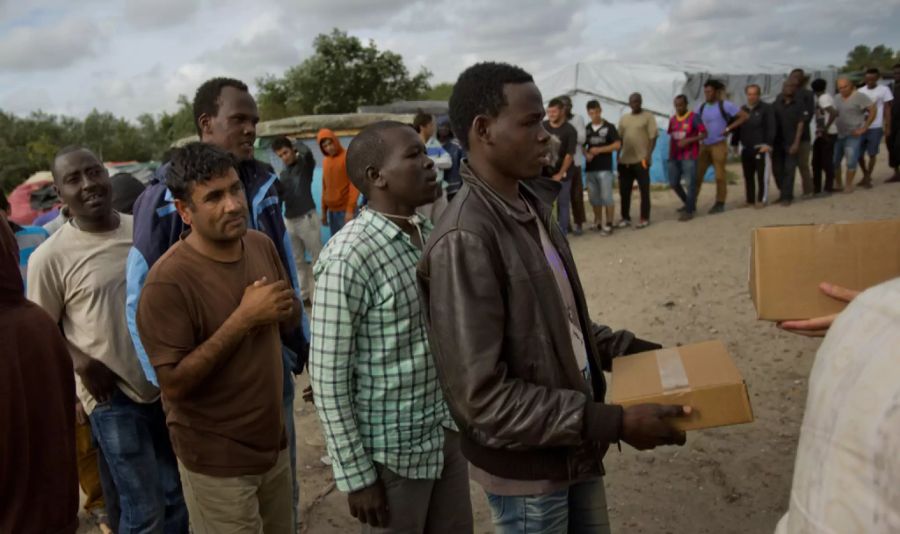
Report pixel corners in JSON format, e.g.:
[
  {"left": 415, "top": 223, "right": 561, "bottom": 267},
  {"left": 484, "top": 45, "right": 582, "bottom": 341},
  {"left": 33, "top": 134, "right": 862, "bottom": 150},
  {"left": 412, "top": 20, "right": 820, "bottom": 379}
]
[{"left": 126, "top": 77, "right": 308, "bottom": 523}]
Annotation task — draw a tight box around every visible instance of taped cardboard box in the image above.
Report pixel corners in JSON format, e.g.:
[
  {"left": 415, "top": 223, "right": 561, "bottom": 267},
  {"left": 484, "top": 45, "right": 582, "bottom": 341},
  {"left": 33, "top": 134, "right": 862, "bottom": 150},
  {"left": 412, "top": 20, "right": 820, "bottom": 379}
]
[
  {"left": 609, "top": 340, "right": 753, "bottom": 431},
  {"left": 749, "top": 219, "right": 900, "bottom": 321}
]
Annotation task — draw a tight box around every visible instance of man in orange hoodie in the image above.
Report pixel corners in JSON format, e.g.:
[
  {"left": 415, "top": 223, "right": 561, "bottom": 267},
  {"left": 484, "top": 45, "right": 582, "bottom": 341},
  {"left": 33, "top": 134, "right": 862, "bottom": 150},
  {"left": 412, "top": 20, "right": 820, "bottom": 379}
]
[{"left": 318, "top": 129, "right": 360, "bottom": 235}]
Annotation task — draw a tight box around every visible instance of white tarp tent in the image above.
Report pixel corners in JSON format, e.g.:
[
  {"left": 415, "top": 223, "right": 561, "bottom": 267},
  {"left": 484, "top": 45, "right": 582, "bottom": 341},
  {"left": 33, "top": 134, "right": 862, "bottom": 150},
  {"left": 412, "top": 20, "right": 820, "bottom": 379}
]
[{"left": 536, "top": 61, "right": 837, "bottom": 182}]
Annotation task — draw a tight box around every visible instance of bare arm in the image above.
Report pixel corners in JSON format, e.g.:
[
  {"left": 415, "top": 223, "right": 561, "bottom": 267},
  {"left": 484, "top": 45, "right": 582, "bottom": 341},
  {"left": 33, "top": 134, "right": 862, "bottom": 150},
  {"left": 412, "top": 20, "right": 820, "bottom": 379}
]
[
  {"left": 824, "top": 106, "right": 838, "bottom": 133},
  {"left": 590, "top": 141, "right": 622, "bottom": 155},
  {"left": 725, "top": 109, "right": 750, "bottom": 133}
]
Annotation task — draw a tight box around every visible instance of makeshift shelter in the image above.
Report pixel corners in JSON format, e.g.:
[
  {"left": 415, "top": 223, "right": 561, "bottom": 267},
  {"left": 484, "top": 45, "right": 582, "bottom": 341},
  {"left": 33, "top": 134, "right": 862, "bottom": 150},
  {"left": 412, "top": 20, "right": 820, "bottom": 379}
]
[
  {"left": 536, "top": 60, "right": 837, "bottom": 183},
  {"left": 358, "top": 100, "right": 448, "bottom": 116},
  {"left": 7, "top": 173, "right": 54, "bottom": 225}
]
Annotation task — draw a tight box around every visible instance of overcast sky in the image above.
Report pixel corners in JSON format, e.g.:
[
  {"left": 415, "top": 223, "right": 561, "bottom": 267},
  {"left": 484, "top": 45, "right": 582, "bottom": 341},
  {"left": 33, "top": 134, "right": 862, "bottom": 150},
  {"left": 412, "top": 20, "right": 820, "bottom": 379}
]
[{"left": 1, "top": 0, "right": 898, "bottom": 120}]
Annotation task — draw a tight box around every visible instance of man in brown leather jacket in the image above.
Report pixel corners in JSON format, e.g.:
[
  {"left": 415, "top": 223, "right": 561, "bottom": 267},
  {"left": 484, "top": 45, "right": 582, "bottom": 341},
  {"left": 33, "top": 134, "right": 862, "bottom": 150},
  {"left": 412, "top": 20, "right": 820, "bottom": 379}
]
[{"left": 418, "top": 62, "right": 690, "bottom": 534}]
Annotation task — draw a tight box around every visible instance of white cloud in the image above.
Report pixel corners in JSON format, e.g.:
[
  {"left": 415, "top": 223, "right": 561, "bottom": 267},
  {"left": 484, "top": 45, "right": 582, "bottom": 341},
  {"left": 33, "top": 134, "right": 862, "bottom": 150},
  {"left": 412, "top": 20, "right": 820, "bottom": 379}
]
[{"left": 0, "top": 18, "right": 103, "bottom": 71}]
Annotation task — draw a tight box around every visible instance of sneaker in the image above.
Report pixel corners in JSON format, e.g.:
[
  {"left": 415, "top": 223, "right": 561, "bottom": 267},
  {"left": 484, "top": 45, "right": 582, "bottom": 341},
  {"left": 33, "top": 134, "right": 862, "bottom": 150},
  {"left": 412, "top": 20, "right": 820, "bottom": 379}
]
[
  {"left": 780, "top": 198, "right": 793, "bottom": 206},
  {"left": 678, "top": 212, "right": 694, "bottom": 222},
  {"left": 615, "top": 219, "right": 631, "bottom": 229},
  {"left": 573, "top": 225, "right": 583, "bottom": 236},
  {"left": 636, "top": 219, "right": 650, "bottom": 229},
  {"left": 708, "top": 203, "right": 725, "bottom": 214},
  {"left": 600, "top": 225, "right": 612, "bottom": 236}
]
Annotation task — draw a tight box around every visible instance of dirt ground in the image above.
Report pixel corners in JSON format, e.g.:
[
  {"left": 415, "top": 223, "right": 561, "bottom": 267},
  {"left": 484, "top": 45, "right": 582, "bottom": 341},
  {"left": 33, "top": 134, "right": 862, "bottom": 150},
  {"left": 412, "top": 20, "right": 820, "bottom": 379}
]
[{"left": 78, "top": 160, "right": 900, "bottom": 534}]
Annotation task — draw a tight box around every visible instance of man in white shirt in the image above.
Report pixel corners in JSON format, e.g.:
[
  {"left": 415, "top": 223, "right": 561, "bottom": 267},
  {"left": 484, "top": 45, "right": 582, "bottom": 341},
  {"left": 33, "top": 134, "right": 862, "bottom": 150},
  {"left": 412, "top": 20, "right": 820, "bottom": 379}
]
[
  {"left": 857, "top": 68, "right": 894, "bottom": 187},
  {"left": 27, "top": 146, "right": 187, "bottom": 532},
  {"left": 811, "top": 79, "right": 839, "bottom": 192},
  {"left": 776, "top": 278, "right": 900, "bottom": 534}
]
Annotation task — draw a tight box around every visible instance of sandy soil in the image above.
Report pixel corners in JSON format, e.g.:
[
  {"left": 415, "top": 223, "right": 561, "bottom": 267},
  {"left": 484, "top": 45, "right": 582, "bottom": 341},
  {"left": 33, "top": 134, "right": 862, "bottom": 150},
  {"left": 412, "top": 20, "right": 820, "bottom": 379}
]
[{"left": 77, "top": 161, "right": 900, "bottom": 534}]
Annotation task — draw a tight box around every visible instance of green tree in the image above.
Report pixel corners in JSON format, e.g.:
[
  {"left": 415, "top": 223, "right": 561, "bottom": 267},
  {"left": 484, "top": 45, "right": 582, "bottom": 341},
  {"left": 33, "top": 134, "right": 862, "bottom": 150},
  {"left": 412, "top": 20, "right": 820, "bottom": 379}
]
[
  {"left": 841, "top": 44, "right": 900, "bottom": 73},
  {"left": 258, "top": 29, "right": 432, "bottom": 118},
  {"left": 417, "top": 82, "right": 454, "bottom": 101}
]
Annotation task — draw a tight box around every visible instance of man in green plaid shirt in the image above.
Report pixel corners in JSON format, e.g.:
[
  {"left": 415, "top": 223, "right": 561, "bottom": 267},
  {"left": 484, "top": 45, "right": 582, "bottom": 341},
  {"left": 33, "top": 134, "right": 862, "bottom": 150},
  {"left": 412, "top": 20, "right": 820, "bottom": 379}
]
[{"left": 310, "top": 121, "right": 473, "bottom": 533}]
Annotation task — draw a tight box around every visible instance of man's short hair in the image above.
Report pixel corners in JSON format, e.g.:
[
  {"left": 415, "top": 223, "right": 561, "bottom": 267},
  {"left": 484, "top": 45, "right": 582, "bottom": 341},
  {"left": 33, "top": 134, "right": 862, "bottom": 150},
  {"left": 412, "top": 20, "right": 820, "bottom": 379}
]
[
  {"left": 704, "top": 79, "right": 723, "bottom": 90},
  {"left": 167, "top": 142, "right": 237, "bottom": 203},
  {"left": 448, "top": 62, "right": 534, "bottom": 150},
  {"left": 865, "top": 67, "right": 880, "bottom": 76},
  {"left": 51, "top": 145, "right": 95, "bottom": 181},
  {"left": 674, "top": 94, "right": 688, "bottom": 105},
  {"left": 271, "top": 136, "right": 293, "bottom": 152},
  {"left": 412, "top": 112, "right": 433, "bottom": 133},
  {"left": 810, "top": 78, "right": 827, "bottom": 93},
  {"left": 192, "top": 78, "right": 249, "bottom": 136},
  {"left": 346, "top": 121, "right": 413, "bottom": 195},
  {"left": 547, "top": 97, "right": 565, "bottom": 110},
  {"left": 745, "top": 84, "right": 761, "bottom": 94},
  {"left": 586, "top": 100, "right": 601, "bottom": 110}
]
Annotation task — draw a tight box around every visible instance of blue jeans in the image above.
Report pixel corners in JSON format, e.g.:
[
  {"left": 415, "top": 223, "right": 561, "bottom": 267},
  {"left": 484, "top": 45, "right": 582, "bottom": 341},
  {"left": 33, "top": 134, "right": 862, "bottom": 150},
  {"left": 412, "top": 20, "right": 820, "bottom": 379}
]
[
  {"left": 556, "top": 178, "right": 572, "bottom": 236},
  {"left": 327, "top": 210, "right": 346, "bottom": 235},
  {"left": 282, "top": 349, "right": 299, "bottom": 528},
  {"left": 859, "top": 127, "right": 884, "bottom": 157},
  {"left": 486, "top": 478, "right": 610, "bottom": 534},
  {"left": 834, "top": 135, "right": 863, "bottom": 171},
  {"left": 89, "top": 392, "right": 187, "bottom": 533},
  {"left": 667, "top": 159, "right": 698, "bottom": 213}
]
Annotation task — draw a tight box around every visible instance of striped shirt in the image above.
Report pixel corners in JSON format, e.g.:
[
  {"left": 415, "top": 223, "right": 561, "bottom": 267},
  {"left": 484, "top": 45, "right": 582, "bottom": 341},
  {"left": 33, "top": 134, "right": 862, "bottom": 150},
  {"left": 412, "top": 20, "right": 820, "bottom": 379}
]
[{"left": 310, "top": 208, "right": 452, "bottom": 492}]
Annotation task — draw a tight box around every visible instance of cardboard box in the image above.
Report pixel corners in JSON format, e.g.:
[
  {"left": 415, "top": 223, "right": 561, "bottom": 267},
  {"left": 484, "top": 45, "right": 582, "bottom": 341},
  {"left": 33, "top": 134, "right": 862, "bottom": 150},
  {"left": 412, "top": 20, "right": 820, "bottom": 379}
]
[
  {"left": 609, "top": 341, "right": 753, "bottom": 431},
  {"left": 749, "top": 219, "right": 900, "bottom": 321}
]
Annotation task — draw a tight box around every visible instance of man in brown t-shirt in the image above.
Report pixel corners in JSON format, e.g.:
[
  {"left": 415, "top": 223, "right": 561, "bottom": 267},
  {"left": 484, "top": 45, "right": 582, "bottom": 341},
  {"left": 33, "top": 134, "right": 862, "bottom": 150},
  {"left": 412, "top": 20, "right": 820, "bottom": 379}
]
[{"left": 137, "top": 142, "right": 301, "bottom": 534}]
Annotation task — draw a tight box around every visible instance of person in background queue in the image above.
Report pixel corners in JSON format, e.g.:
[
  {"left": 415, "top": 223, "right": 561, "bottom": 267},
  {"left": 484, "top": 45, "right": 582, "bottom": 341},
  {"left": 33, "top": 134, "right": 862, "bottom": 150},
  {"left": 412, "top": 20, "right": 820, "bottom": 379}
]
[
  {"left": 419, "top": 61, "right": 690, "bottom": 534},
  {"left": 857, "top": 68, "right": 894, "bottom": 187},
  {"left": 273, "top": 136, "right": 321, "bottom": 304},
  {"left": 667, "top": 94, "right": 707, "bottom": 220},
  {"left": 542, "top": 98, "right": 578, "bottom": 235},
  {"left": 310, "top": 121, "right": 473, "bottom": 533},
  {"left": 127, "top": 77, "right": 308, "bottom": 528},
  {"left": 833, "top": 77, "right": 876, "bottom": 193},
  {"left": 811, "top": 79, "right": 839, "bottom": 193},
  {"left": 437, "top": 117, "right": 465, "bottom": 200},
  {"left": 583, "top": 100, "right": 621, "bottom": 234},
  {"left": 560, "top": 95, "right": 588, "bottom": 236},
  {"left": 29, "top": 146, "right": 187, "bottom": 533},
  {"left": 137, "top": 143, "right": 300, "bottom": 533},
  {"left": 787, "top": 69, "right": 817, "bottom": 197},
  {"left": 695, "top": 79, "right": 749, "bottom": 213},
  {"left": 1, "top": 212, "right": 79, "bottom": 534},
  {"left": 738, "top": 84, "right": 776, "bottom": 206},
  {"left": 617, "top": 92, "right": 657, "bottom": 228},
  {"left": 888, "top": 63, "right": 900, "bottom": 183},
  {"left": 413, "top": 112, "right": 453, "bottom": 223},
  {"left": 318, "top": 128, "right": 359, "bottom": 235},
  {"left": 772, "top": 79, "right": 811, "bottom": 206}
]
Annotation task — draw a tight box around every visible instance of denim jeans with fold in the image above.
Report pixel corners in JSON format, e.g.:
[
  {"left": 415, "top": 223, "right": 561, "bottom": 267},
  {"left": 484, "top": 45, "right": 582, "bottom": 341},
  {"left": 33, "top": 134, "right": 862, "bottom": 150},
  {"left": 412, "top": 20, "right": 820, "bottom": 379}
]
[{"left": 486, "top": 478, "right": 610, "bottom": 534}]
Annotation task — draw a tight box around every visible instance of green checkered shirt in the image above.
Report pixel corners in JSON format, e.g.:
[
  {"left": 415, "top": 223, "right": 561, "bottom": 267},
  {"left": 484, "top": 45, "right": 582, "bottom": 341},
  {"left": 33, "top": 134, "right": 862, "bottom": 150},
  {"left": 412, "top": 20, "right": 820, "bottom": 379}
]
[{"left": 310, "top": 208, "right": 453, "bottom": 492}]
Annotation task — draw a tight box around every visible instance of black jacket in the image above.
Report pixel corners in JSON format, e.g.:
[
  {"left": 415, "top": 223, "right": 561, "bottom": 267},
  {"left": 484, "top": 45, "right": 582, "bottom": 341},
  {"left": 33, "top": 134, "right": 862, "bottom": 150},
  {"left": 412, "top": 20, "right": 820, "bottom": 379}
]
[{"left": 739, "top": 102, "right": 776, "bottom": 150}]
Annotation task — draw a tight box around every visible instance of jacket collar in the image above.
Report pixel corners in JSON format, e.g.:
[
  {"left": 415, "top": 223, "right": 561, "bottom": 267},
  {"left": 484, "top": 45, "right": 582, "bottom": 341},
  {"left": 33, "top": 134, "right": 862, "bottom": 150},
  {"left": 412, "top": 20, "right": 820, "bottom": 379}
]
[{"left": 459, "top": 160, "right": 559, "bottom": 225}]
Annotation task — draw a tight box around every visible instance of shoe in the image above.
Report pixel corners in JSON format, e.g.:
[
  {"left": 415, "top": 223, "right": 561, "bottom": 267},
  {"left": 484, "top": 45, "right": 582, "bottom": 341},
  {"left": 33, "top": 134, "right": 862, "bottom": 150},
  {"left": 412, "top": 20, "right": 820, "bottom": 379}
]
[
  {"left": 615, "top": 219, "right": 631, "bottom": 229},
  {"left": 600, "top": 225, "right": 612, "bottom": 236},
  {"left": 802, "top": 193, "right": 814, "bottom": 199},
  {"left": 678, "top": 212, "right": 694, "bottom": 222},
  {"left": 780, "top": 198, "right": 793, "bottom": 206},
  {"left": 816, "top": 191, "right": 832, "bottom": 198},
  {"left": 886, "top": 175, "right": 900, "bottom": 183},
  {"left": 830, "top": 186, "right": 844, "bottom": 192},
  {"left": 708, "top": 203, "right": 725, "bottom": 214},
  {"left": 636, "top": 219, "right": 650, "bottom": 229},
  {"left": 676, "top": 206, "right": 687, "bottom": 213},
  {"left": 861, "top": 181, "right": 873, "bottom": 189},
  {"left": 573, "top": 225, "right": 583, "bottom": 236}
]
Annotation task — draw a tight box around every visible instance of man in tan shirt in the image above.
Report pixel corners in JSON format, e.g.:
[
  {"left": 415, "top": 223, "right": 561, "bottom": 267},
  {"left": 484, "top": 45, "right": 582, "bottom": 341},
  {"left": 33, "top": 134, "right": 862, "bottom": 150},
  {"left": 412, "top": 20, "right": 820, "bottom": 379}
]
[
  {"left": 617, "top": 93, "right": 658, "bottom": 228},
  {"left": 27, "top": 146, "right": 187, "bottom": 532}
]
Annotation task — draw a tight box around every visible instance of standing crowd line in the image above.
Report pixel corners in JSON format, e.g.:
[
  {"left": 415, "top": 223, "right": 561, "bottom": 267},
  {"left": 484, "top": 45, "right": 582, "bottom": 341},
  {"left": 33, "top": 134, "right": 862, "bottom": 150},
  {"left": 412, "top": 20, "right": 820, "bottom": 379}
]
[{"left": 2, "top": 59, "right": 899, "bottom": 534}]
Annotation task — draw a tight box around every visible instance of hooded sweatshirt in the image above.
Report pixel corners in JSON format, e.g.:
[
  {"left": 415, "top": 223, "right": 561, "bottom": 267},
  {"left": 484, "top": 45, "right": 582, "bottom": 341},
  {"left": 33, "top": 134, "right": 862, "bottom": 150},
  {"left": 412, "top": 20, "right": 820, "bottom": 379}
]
[
  {"left": 317, "top": 129, "right": 359, "bottom": 215},
  {"left": 1, "top": 215, "right": 78, "bottom": 534}
]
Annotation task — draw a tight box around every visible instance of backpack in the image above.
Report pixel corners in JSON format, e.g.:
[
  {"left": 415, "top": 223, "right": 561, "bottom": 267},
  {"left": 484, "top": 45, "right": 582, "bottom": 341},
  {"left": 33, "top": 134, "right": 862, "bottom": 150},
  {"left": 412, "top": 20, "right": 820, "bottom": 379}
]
[{"left": 700, "top": 100, "right": 739, "bottom": 145}]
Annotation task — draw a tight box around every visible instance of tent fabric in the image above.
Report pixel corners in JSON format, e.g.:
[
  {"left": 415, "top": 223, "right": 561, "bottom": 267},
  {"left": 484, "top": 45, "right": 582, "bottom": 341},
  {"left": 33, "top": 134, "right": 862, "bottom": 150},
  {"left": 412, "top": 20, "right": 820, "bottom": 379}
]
[
  {"left": 536, "top": 60, "right": 837, "bottom": 183},
  {"left": 7, "top": 179, "right": 53, "bottom": 225}
]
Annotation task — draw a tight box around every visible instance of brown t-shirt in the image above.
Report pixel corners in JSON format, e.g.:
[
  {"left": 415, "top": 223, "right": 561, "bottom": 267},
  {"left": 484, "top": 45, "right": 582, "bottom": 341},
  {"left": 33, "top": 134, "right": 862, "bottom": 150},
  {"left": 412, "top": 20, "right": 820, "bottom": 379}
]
[{"left": 137, "top": 230, "right": 287, "bottom": 477}]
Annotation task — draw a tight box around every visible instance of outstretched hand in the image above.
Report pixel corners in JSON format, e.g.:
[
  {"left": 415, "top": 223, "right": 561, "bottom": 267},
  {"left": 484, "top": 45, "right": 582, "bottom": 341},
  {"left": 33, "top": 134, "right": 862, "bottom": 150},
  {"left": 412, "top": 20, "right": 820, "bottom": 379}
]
[{"left": 777, "top": 282, "right": 860, "bottom": 337}]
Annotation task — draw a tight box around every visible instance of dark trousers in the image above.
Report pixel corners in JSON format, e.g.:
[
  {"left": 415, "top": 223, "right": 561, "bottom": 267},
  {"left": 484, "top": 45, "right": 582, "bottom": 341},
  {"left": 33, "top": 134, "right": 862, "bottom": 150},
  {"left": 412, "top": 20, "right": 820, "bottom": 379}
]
[
  {"left": 772, "top": 146, "right": 798, "bottom": 201},
  {"left": 889, "top": 124, "right": 900, "bottom": 169},
  {"left": 569, "top": 166, "right": 586, "bottom": 226},
  {"left": 741, "top": 148, "right": 767, "bottom": 203},
  {"left": 618, "top": 163, "right": 650, "bottom": 221},
  {"left": 813, "top": 134, "right": 836, "bottom": 192}
]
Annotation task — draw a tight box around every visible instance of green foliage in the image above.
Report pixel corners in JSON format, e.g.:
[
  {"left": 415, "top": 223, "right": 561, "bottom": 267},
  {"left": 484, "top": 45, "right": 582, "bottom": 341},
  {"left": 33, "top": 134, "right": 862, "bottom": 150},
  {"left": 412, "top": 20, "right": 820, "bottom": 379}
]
[
  {"left": 0, "top": 97, "right": 195, "bottom": 193},
  {"left": 256, "top": 29, "right": 432, "bottom": 119},
  {"left": 841, "top": 44, "right": 900, "bottom": 74},
  {"left": 418, "top": 82, "right": 454, "bottom": 101}
]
